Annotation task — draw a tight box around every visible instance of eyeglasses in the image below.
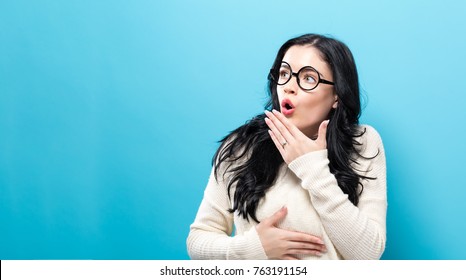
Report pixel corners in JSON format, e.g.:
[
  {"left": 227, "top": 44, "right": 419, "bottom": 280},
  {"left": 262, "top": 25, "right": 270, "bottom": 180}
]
[{"left": 269, "top": 61, "right": 334, "bottom": 91}]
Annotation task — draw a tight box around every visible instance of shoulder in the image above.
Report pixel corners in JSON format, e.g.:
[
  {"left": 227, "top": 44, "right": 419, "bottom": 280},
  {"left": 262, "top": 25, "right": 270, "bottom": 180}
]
[
  {"left": 357, "top": 124, "right": 383, "bottom": 142},
  {"left": 355, "top": 124, "right": 385, "bottom": 157}
]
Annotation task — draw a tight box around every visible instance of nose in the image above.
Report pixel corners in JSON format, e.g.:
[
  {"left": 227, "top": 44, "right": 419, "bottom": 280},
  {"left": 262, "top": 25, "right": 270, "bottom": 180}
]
[{"left": 283, "top": 73, "right": 299, "bottom": 95}]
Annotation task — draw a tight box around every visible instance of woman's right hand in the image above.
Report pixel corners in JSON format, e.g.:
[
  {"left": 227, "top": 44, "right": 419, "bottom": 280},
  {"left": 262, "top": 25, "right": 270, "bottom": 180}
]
[{"left": 255, "top": 206, "right": 327, "bottom": 260}]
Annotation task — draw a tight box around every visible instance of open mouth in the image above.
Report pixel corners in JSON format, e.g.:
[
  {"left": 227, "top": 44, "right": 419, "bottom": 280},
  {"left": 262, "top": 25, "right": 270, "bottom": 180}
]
[{"left": 281, "top": 99, "right": 295, "bottom": 115}]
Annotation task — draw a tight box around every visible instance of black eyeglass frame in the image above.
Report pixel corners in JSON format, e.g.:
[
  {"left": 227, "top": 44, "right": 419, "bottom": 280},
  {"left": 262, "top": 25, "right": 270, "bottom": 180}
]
[{"left": 268, "top": 61, "right": 335, "bottom": 91}]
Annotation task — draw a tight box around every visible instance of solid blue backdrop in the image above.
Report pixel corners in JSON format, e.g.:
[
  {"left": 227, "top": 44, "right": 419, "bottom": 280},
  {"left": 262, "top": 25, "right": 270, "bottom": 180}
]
[{"left": 1, "top": 0, "right": 466, "bottom": 259}]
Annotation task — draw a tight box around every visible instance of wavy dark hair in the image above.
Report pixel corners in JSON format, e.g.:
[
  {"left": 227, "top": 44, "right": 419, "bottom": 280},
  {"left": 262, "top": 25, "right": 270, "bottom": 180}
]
[{"left": 213, "top": 34, "right": 373, "bottom": 223}]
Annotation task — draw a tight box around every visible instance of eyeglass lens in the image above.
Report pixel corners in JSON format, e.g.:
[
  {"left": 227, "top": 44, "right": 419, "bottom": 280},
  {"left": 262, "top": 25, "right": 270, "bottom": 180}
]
[{"left": 278, "top": 63, "right": 320, "bottom": 90}]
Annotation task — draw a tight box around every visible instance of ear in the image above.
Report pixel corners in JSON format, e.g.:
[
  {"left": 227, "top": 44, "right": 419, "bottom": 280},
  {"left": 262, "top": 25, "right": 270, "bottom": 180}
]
[{"left": 332, "top": 96, "right": 338, "bottom": 109}]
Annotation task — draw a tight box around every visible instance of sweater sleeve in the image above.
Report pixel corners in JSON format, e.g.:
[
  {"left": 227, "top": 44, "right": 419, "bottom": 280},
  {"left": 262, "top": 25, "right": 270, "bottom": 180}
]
[
  {"left": 288, "top": 125, "right": 387, "bottom": 260},
  {"left": 186, "top": 168, "right": 268, "bottom": 260}
]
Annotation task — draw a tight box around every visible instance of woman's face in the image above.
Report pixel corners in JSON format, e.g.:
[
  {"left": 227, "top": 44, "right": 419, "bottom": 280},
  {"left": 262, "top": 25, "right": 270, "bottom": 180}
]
[{"left": 277, "top": 45, "right": 338, "bottom": 138}]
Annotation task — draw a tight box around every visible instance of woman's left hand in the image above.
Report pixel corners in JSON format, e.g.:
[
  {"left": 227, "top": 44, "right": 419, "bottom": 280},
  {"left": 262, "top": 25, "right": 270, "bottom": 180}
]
[{"left": 265, "top": 109, "right": 329, "bottom": 164}]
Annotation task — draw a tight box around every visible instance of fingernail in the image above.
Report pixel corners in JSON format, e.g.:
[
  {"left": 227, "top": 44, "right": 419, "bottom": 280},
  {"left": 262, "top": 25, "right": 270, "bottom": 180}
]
[
  {"left": 272, "top": 109, "right": 279, "bottom": 114},
  {"left": 316, "top": 252, "right": 322, "bottom": 256}
]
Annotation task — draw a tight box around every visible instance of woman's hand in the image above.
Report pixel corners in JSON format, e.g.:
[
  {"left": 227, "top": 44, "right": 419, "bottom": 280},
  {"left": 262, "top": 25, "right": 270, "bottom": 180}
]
[
  {"left": 256, "top": 206, "right": 327, "bottom": 260},
  {"left": 265, "top": 110, "right": 328, "bottom": 164}
]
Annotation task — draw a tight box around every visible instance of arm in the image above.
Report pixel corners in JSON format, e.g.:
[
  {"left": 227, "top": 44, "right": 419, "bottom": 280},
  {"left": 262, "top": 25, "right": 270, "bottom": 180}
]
[
  {"left": 288, "top": 126, "right": 387, "bottom": 259},
  {"left": 187, "top": 169, "right": 267, "bottom": 260}
]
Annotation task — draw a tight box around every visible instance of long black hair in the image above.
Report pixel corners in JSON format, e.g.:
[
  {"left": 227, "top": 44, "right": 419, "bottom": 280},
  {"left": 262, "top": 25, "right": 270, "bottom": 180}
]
[{"left": 213, "top": 34, "right": 372, "bottom": 223}]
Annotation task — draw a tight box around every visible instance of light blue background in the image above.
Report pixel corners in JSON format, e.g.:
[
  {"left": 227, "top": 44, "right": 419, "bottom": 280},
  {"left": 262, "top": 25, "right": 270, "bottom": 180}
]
[{"left": 1, "top": 0, "right": 466, "bottom": 260}]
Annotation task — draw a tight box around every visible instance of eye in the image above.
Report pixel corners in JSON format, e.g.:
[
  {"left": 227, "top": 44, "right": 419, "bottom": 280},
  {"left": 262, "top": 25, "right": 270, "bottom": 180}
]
[
  {"left": 303, "top": 75, "right": 316, "bottom": 84},
  {"left": 299, "top": 68, "right": 319, "bottom": 85},
  {"left": 279, "top": 69, "right": 290, "bottom": 79}
]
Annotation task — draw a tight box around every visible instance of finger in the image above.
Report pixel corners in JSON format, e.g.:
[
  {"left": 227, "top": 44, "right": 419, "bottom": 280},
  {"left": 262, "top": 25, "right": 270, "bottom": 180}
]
[
  {"left": 317, "top": 120, "right": 329, "bottom": 141},
  {"left": 265, "top": 110, "right": 294, "bottom": 142},
  {"left": 283, "top": 255, "right": 300, "bottom": 260},
  {"left": 272, "top": 109, "right": 301, "bottom": 137},
  {"left": 286, "top": 248, "right": 323, "bottom": 256},
  {"left": 287, "top": 231, "right": 325, "bottom": 245},
  {"left": 286, "top": 242, "right": 327, "bottom": 257},
  {"left": 316, "top": 120, "right": 329, "bottom": 148},
  {"left": 265, "top": 117, "right": 286, "bottom": 146},
  {"left": 287, "top": 241, "right": 327, "bottom": 252},
  {"left": 264, "top": 206, "right": 288, "bottom": 226},
  {"left": 265, "top": 115, "right": 287, "bottom": 145},
  {"left": 268, "top": 129, "right": 285, "bottom": 155}
]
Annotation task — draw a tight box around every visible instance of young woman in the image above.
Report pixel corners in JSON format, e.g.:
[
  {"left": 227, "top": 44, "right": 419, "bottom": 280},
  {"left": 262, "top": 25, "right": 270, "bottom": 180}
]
[{"left": 187, "top": 34, "right": 387, "bottom": 260}]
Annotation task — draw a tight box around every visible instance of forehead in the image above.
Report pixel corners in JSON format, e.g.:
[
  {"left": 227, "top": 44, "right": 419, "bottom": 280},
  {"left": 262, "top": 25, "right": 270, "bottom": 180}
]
[{"left": 282, "top": 45, "right": 331, "bottom": 76}]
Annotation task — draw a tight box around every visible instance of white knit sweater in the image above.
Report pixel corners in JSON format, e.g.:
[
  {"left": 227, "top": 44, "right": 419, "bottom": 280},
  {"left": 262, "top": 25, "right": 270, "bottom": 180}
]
[{"left": 187, "top": 125, "right": 387, "bottom": 260}]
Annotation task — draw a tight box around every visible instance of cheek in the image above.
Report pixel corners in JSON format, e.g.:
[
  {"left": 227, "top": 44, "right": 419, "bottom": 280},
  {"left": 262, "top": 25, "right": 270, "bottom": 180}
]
[
  {"left": 300, "top": 97, "right": 334, "bottom": 119},
  {"left": 277, "top": 89, "right": 285, "bottom": 104}
]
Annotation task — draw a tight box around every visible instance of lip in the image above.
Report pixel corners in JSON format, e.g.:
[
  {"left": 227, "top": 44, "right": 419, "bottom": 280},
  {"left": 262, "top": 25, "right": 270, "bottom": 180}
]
[{"left": 281, "top": 98, "right": 295, "bottom": 116}]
